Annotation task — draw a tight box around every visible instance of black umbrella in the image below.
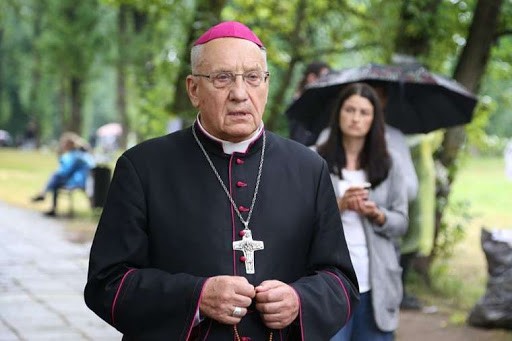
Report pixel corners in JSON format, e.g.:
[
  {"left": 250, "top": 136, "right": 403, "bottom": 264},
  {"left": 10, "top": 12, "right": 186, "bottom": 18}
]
[{"left": 285, "top": 63, "right": 478, "bottom": 135}]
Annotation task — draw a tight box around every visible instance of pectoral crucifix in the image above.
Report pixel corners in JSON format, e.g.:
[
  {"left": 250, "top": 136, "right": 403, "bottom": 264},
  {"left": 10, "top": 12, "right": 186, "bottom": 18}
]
[{"left": 232, "top": 229, "right": 264, "bottom": 274}]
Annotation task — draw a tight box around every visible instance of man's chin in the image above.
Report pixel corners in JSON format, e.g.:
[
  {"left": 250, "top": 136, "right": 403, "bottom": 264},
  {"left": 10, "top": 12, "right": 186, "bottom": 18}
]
[{"left": 224, "top": 125, "right": 257, "bottom": 142}]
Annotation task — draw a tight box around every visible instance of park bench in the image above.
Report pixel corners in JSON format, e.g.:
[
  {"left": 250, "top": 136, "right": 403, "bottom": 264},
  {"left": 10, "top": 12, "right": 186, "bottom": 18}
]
[{"left": 59, "top": 166, "right": 111, "bottom": 217}]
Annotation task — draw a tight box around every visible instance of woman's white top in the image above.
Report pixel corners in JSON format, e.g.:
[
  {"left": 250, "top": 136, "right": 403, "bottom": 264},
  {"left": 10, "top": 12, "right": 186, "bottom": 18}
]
[{"left": 336, "top": 169, "right": 370, "bottom": 293}]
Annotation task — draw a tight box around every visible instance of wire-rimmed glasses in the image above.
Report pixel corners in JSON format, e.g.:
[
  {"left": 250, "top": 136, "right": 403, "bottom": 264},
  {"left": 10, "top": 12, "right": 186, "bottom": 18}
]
[{"left": 193, "top": 71, "right": 270, "bottom": 88}]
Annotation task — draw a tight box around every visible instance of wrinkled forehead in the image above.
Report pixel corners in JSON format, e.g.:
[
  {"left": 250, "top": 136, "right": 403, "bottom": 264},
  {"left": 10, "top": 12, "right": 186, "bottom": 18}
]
[{"left": 193, "top": 38, "right": 267, "bottom": 71}]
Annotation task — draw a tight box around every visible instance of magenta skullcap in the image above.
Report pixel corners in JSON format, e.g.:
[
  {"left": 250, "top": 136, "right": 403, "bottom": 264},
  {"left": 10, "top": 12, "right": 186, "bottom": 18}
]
[{"left": 194, "top": 21, "right": 264, "bottom": 48}]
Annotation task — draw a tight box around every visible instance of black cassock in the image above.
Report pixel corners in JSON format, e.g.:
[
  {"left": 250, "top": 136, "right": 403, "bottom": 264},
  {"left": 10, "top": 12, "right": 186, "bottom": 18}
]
[{"left": 85, "top": 123, "right": 359, "bottom": 340}]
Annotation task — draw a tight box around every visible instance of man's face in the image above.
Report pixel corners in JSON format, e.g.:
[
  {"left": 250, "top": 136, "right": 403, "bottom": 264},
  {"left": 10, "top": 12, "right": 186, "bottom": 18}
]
[{"left": 186, "top": 38, "right": 269, "bottom": 142}]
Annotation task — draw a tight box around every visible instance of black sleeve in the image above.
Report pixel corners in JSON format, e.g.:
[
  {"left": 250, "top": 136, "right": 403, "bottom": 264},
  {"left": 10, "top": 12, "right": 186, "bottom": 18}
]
[
  {"left": 290, "top": 160, "right": 360, "bottom": 339},
  {"left": 84, "top": 155, "right": 205, "bottom": 338}
]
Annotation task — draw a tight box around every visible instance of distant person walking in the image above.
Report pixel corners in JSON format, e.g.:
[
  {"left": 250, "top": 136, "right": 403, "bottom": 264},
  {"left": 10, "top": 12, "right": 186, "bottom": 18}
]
[{"left": 31, "top": 132, "right": 95, "bottom": 216}]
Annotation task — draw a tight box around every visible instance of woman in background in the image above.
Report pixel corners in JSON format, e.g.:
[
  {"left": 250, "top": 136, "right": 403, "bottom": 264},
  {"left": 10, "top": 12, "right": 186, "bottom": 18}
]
[
  {"left": 317, "top": 83, "right": 408, "bottom": 341},
  {"left": 31, "top": 132, "right": 95, "bottom": 216}
]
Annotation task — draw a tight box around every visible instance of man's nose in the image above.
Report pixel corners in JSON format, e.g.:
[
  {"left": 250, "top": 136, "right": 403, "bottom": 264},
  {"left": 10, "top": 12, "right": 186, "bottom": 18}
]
[{"left": 229, "top": 76, "right": 249, "bottom": 101}]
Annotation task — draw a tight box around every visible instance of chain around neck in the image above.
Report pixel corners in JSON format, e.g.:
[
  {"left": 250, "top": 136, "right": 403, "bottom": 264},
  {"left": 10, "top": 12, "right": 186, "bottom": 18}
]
[{"left": 192, "top": 125, "right": 266, "bottom": 230}]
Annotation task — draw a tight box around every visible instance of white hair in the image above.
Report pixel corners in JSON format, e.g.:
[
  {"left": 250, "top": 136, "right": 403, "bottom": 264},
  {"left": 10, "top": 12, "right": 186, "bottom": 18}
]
[{"left": 190, "top": 43, "right": 267, "bottom": 73}]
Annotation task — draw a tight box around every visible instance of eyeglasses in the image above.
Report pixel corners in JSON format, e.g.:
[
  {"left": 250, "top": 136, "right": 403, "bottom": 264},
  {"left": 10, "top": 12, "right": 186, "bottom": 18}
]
[{"left": 193, "top": 71, "right": 270, "bottom": 89}]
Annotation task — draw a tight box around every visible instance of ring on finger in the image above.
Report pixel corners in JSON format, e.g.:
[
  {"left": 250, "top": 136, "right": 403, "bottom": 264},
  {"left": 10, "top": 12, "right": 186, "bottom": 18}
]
[{"left": 232, "top": 306, "right": 243, "bottom": 317}]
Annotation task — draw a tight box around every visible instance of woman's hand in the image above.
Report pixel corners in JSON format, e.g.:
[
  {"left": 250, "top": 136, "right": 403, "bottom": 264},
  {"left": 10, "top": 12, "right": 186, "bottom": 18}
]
[
  {"left": 359, "top": 200, "right": 386, "bottom": 225},
  {"left": 337, "top": 186, "right": 369, "bottom": 212}
]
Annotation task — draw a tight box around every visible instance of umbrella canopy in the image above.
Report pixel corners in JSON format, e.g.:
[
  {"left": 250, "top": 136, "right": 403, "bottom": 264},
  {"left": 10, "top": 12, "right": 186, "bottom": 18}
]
[{"left": 285, "top": 63, "right": 478, "bottom": 135}]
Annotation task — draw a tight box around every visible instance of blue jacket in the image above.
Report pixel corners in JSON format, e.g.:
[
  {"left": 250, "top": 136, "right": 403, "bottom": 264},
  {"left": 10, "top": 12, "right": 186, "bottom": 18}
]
[{"left": 55, "top": 149, "right": 95, "bottom": 189}]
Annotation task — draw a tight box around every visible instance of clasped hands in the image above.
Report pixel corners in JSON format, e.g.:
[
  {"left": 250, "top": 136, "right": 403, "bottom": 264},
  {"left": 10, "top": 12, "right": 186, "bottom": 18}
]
[
  {"left": 338, "top": 186, "right": 385, "bottom": 225},
  {"left": 199, "top": 276, "right": 299, "bottom": 329}
]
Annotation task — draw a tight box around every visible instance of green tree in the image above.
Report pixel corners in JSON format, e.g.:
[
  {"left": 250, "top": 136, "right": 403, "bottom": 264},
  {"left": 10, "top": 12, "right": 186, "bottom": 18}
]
[
  {"left": 226, "top": 0, "right": 391, "bottom": 134},
  {"left": 103, "top": 0, "right": 194, "bottom": 144},
  {"left": 0, "top": 0, "right": 33, "bottom": 139},
  {"left": 435, "top": 0, "right": 507, "bottom": 258},
  {"left": 40, "top": 0, "right": 105, "bottom": 133}
]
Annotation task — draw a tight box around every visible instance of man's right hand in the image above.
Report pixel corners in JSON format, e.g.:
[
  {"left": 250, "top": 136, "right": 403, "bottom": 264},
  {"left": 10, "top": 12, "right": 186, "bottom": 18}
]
[{"left": 199, "top": 275, "right": 255, "bottom": 324}]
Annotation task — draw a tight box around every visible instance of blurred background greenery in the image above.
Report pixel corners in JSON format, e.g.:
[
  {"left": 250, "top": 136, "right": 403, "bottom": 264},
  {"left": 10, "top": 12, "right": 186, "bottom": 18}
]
[{"left": 0, "top": 0, "right": 510, "bottom": 144}]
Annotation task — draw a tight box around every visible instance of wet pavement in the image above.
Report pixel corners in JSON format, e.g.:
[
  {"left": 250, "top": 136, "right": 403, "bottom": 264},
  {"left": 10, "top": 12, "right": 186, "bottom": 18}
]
[{"left": 0, "top": 201, "right": 121, "bottom": 340}]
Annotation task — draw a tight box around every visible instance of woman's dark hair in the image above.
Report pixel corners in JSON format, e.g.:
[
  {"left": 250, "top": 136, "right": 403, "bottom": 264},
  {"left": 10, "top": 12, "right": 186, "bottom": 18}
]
[{"left": 317, "top": 82, "right": 391, "bottom": 187}]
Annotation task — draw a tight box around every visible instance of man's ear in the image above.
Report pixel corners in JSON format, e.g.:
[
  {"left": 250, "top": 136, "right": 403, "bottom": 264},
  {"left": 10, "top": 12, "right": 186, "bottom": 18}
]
[{"left": 186, "top": 75, "right": 200, "bottom": 108}]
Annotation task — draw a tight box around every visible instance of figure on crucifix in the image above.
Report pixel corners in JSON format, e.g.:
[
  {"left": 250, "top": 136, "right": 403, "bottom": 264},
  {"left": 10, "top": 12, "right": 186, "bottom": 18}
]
[{"left": 233, "top": 229, "right": 264, "bottom": 274}]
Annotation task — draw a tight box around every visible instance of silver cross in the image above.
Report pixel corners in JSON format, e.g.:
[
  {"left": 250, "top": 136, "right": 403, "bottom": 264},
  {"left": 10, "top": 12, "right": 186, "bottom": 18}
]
[{"left": 232, "top": 229, "right": 264, "bottom": 274}]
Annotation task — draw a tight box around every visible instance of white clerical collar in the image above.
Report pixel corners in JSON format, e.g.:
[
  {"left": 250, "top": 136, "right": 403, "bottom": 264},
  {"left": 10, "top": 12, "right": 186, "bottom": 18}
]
[{"left": 196, "top": 115, "right": 264, "bottom": 154}]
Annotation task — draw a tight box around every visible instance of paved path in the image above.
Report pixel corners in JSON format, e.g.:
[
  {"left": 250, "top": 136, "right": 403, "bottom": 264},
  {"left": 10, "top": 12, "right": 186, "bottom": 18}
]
[
  {"left": 0, "top": 201, "right": 121, "bottom": 340},
  {"left": 398, "top": 309, "right": 512, "bottom": 341}
]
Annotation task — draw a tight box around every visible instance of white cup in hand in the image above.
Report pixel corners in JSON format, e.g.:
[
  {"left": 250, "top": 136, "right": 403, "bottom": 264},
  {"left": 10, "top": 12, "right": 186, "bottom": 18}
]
[{"left": 337, "top": 180, "right": 350, "bottom": 196}]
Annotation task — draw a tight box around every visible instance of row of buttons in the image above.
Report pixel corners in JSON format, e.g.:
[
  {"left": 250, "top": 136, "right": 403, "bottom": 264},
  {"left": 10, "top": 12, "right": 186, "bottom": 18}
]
[{"left": 235, "top": 157, "right": 249, "bottom": 265}]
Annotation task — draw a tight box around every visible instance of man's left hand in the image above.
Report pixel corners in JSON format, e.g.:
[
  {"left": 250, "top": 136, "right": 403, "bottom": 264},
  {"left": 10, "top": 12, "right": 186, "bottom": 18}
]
[{"left": 254, "top": 280, "right": 300, "bottom": 329}]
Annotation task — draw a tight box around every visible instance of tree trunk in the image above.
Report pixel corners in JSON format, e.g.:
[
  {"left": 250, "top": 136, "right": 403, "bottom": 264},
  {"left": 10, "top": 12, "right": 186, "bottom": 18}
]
[
  {"left": 6, "top": 85, "right": 26, "bottom": 141},
  {"left": 265, "top": 0, "right": 308, "bottom": 132},
  {"left": 170, "top": 0, "right": 228, "bottom": 119},
  {"left": 432, "top": 0, "right": 504, "bottom": 259},
  {"left": 58, "top": 76, "right": 67, "bottom": 134},
  {"left": 3, "top": 29, "right": 28, "bottom": 138},
  {"left": 439, "top": 0, "right": 504, "bottom": 172},
  {"left": 28, "top": 1, "right": 43, "bottom": 146},
  {"left": 68, "top": 77, "right": 83, "bottom": 133}
]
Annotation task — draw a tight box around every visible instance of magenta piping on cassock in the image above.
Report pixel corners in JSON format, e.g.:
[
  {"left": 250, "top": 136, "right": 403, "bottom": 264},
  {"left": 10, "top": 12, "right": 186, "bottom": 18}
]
[
  {"left": 229, "top": 154, "right": 238, "bottom": 276},
  {"left": 291, "top": 286, "right": 304, "bottom": 340},
  {"left": 323, "top": 270, "right": 352, "bottom": 323},
  {"left": 111, "top": 268, "right": 137, "bottom": 325}
]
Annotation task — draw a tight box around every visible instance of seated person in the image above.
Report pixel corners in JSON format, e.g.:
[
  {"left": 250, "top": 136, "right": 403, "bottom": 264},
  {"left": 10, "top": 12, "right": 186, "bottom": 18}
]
[{"left": 31, "top": 132, "right": 95, "bottom": 216}]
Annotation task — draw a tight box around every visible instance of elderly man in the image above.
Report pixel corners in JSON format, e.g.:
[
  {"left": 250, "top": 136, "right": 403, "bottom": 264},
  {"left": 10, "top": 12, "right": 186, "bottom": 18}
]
[{"left": 84, "top": 21, "right": 358, "bottom": 340}]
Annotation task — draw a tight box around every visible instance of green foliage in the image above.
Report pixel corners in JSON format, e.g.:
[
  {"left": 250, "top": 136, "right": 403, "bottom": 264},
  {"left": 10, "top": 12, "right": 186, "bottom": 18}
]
[
  {"left": 435, "top": 198, "right": 473, "bottom": 259},
  {"left": 0, "top": 1, "right": 37, "bottom": 135},
  {"left": 428, "top": 0, "right": 476, "bottom": 73},
  {"left": 99, "top": 0, "right": 194, "bottom": 137},
  {"left": 40, "top": 0, "right": 104, "bottom": 77},
  {"left": 465, "top": 90, "right": 510, "bottom": 156},
  {"left": 465, "top": 96, "right": 495, "bottom": 150},
  {"left": 1, "top": 0, "right": 511, "bottom": 143},
  {"left": 482, "top": 37, "right": 512, "bottom": 138},
  {"left": 426, "top": 259, "right": 484, "bottom": 310}
]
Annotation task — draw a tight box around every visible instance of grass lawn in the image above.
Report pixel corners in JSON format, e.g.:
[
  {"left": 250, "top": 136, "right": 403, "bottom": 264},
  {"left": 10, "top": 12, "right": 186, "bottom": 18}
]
[
  {"left": 448, "top": 156, "right": 512, "bottom": 294},
  {"left": 0, "top": 148, "right": 103, "bottom": 239}
]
